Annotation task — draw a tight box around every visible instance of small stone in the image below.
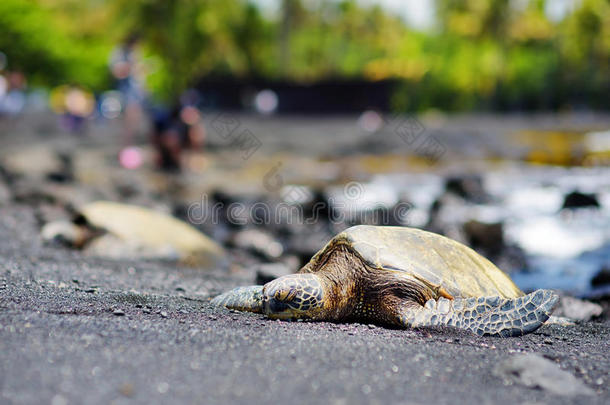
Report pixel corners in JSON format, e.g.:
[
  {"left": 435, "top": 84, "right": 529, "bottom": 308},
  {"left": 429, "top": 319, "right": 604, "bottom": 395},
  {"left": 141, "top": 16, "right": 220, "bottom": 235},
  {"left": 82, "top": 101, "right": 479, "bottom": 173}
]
[
  {"left": 51, "top": 394, "right": 68, "bottom": 405},
  {"left": 119, "top": 383, "right": 134, "bottom": 397},
  {"left": 113, "top": 309, "right": 125, "bottom": 316},
  {"left": 160, "top": 311, "right": 168, "bottom": 318},
  {"left": 233, "top": 229, "right": 283, "bottom": 261},
  {"left": 157, "top": 382, "right": 169, "bottom": 394},
  {"left": 493, "top": 353, "right": 594, "bottom": 397},
  {"left": 255, "top": 262, "right": 293, "bottom": 284},
  {"left": 561, "top": 191, "right": 599, "bottom": 210},
  {"left": 554, "top": 296, "right": 602, "bottom": 321},
  {"left": 591, "top": 266, "right": 610, "bottom": 287},
  {"left": 368, "top": 324, "right": 376, "bottom": 329}
]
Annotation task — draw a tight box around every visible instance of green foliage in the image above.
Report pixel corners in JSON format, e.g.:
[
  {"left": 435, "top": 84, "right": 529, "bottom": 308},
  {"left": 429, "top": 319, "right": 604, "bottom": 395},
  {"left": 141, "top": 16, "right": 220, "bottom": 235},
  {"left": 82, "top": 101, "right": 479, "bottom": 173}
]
[
  {"left": 112, "top": 0, "right": 276, "bottom": 99},
  {"left": 0, "top": 0, "right": 112, "bottom": 90},
  {"left": 0, "top": 0, "right": 608, "bottom": 110}
]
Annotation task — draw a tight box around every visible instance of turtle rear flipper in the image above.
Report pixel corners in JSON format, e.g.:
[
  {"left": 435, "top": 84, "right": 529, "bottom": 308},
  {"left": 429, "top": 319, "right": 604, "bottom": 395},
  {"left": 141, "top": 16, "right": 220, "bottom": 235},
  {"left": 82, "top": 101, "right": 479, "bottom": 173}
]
[
  {"left": 211, "top": 286, "right": 264, "bottom": 313},
  {"left": 398, "top": 289, "right": 559, "bottom": 337}
]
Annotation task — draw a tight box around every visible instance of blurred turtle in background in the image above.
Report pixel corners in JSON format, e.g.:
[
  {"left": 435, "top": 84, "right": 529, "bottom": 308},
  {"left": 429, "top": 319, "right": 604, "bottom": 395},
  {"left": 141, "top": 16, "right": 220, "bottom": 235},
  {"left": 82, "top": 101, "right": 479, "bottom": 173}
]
[{"left": 42, "top": 201, "right": 225, "bottom": 268}]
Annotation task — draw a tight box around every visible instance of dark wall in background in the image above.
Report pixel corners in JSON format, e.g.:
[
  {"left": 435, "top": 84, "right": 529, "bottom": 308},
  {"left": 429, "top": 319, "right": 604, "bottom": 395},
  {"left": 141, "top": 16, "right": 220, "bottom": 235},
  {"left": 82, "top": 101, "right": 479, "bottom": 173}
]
[{"left": 197, "top": 78, "right": 397, "bottom": 113}]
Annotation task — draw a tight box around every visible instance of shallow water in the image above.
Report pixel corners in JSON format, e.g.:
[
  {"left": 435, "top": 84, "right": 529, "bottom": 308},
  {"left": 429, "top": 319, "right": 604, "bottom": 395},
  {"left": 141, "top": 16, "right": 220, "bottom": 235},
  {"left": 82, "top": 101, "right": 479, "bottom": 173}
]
[{"left": 357, "top": 165, "right": 610, "bottom": 295}]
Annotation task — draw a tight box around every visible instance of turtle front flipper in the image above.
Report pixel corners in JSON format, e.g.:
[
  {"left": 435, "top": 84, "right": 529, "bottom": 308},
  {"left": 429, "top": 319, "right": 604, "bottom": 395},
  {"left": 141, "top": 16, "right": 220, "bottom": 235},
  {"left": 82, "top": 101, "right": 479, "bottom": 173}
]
[
  {"left": 211, "top": 286, "right": 264, "bottom": 313},
  {"left": 397, "top": 289, "right": 559, "bottom": 337}
]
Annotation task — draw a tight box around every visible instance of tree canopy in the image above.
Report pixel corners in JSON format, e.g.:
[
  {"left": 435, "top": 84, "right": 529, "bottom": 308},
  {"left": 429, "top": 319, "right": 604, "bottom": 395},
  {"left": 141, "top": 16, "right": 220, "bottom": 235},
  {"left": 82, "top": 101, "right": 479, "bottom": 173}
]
[{"left": 1, "top": 0, "right": 609, "bottom": 110}]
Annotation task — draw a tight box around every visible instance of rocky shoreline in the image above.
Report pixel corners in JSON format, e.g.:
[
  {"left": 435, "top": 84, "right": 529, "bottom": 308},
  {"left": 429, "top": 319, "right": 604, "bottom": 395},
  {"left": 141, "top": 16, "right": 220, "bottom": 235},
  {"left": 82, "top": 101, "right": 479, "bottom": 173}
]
[
  {"left": 0, "top": 202, "right": 608, "bottom": 404},
  {"left": 1, "top": 113, "right": 609, "bottom": 404}
]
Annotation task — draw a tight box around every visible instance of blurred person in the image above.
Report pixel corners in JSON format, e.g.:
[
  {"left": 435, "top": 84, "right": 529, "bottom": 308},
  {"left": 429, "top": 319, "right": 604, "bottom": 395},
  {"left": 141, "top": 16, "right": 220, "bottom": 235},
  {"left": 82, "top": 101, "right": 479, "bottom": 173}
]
[
  {"left": 150, "top": 89, "right": 207, "bottom": 172},
  {"left": 64, "top": 86, "right": 95, "bottom": 133},
  {"left": 0, "top": 73, "right": 7, "bottom": 113},
  {"left": 179, "top": 89, "right": 206, "bottom": 151},
  {"left": 151, "top": 105, "right": 183, "bottom": 172},
  {"left": 180, "top": 103, "right": 207, "bottom": 171},
  {"left": 109, "top": 34, "right": 148, "bottom": 145},
  {"left": 49, "top": 85, "right": 95, "bottom": 133},
  {"left": 0, "top": 71, "right": 27, "bottom": 117}
]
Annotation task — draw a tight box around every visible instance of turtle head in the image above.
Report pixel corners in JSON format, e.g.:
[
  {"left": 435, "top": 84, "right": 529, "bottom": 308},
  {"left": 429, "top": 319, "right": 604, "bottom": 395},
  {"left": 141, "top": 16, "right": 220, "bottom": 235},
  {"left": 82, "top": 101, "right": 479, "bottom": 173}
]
[{"left": 262, "top": 274, "right": 325, "bottom": 320}]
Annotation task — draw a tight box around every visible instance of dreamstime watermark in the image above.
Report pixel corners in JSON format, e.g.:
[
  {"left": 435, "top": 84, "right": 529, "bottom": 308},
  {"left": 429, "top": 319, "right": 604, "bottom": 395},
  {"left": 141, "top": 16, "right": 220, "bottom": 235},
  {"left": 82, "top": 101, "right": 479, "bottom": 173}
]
[
  {"left": 197, "top": 111, "right": 439, "bottom": 228},
  {"left": 383, "top": 114, "right": 447, "bottom": 164},
  {"left": 205, "top": 111, "right": 446, "bottom": 164},
  {"left": 207, "top": 112, "right": 262, "bottom": 160},
  {"left": 187, "top": 181, "right": 413, "bottom": 227}
]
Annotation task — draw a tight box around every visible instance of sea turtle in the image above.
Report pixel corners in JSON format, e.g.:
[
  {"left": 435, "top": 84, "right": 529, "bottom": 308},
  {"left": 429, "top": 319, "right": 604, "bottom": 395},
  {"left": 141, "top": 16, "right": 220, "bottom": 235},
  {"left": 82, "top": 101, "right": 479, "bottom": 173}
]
[
  {"left": 212, "top": 225, "right": 558, "bottom": 337},
  {"left": 41, "top": 201, "right": 225, "bottom": 267}
]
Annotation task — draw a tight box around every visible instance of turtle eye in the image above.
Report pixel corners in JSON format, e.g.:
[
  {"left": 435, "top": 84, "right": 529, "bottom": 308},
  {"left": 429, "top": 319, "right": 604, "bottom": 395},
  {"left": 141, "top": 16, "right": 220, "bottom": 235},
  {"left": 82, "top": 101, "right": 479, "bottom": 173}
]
[{"left": 274, "top": 288, "right": 297, "bottom": 302}]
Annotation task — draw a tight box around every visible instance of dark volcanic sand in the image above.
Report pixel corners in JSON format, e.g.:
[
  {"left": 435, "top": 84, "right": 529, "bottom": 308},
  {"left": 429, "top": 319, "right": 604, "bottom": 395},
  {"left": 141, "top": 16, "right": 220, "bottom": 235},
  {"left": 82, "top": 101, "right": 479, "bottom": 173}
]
[{"left": 0, "top": 204, "right": 608, "bottom": 405}]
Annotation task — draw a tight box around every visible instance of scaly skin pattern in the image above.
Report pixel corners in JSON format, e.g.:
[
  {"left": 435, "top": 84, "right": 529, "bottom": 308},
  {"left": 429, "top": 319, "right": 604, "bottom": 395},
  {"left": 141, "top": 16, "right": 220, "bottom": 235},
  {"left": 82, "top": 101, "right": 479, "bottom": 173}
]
[
  {"left": 210, "top": 286, "right": 264, "bottom": 313},
  {"left": 211, "top": 280, "right": 559, "bottom": 337},
  {"left": 398, "top": 289, "right": 559, "bottom": 337},
  {"left": 210, "top": 226, "right": 560, "bottom": 337},
  {"left": 262, "top": 275, "right": 325, "bottom": 314},
  {"left": 210, "top": 275, "right": 327, "bottom": 318}
]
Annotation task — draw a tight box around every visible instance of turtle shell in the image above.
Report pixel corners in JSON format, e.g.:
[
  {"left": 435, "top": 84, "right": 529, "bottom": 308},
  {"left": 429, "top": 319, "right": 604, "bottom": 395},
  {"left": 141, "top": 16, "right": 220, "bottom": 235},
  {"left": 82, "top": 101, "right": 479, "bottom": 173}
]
[
  {"left": 301, "top": 225, "right": 523, "bottom": 299},
  {"left": 78, "top": 201, "right": 225, "bottom": 266}
]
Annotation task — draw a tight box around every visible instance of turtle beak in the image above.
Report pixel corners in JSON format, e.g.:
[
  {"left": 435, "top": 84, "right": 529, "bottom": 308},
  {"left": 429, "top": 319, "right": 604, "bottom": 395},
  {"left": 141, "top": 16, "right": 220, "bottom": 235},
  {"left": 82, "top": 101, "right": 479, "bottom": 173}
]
[
  {"left": 263, "top": 296, "right": 290, "bottom": 315},
  {"left": 262, "top": 291, "right": 301, "bottom": 320},
  {"left": 262, "top": 281, "right": 290, "bottom": 317}
]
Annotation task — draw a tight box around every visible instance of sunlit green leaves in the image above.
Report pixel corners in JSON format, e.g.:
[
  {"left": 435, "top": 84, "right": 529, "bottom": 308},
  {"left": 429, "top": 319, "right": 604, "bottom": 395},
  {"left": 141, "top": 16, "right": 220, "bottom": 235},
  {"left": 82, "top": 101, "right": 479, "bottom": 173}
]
[{"left": 0, "top": 0, "right": 608, "bottom": 110}]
